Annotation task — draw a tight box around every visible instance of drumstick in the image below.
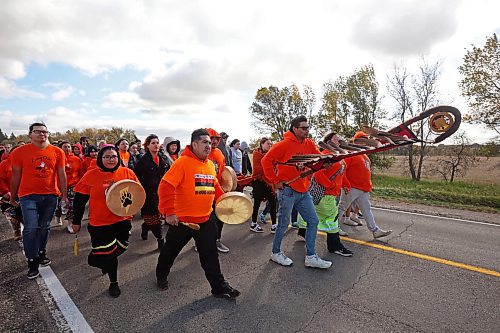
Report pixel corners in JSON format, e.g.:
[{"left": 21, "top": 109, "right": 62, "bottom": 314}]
[
  {"left": 180, "top": 222, "right": 201, "bottom": 231},
  {"left": 74, "top": 234, "right": 79, "bottom": 256},
  {"left": 285, "top": 169, "right": 315, "bottom": 185}
]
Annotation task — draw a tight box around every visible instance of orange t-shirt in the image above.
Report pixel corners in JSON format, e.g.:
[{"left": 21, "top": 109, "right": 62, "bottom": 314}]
[
  {"left": 74, "top": 166, "right": 139, "bottom": 226},
  {"left": 0, "top": 159, "right": 12, "bottom": 195},
  {"left": 158, "top": 147, "right": 222, "bottom": 222},
  {"left": 343, "top": 154, "right": 372, "bottom": 192},
  {"left": 119, "top": 151, "right": 130, "bottom": 167},
  {"left": 207, "top": 147, "right": 225, "bottom": 181},
  {"left": 65, "top": 154, "right": 83, "bottom": 187},
  {"left": 82, "top": 157, "right": 95, "bottom": 174},
  {"left": 261, "top": 131, "right": 321, "bottom": 193},
  {"left": 10, "top": 143, "right": 66, "bottom": 197}
]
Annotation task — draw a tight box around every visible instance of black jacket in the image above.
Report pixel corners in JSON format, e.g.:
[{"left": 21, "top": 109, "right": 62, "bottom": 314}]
[
  {"left": 241, "top": 150, "right": 252, "bottom": 175},
  {"left": 134, "top": 151, "right": 170, "bottom": 215}
]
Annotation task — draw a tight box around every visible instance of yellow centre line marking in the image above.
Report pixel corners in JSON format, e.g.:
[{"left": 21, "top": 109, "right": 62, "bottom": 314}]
[{"left": 316, "top": 231, "right": 500, "bottom": 278}]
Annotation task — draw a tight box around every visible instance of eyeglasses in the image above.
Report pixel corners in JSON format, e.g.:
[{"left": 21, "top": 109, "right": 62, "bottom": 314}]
[
  {"left": 298, "top": 126, "right": 310, "bottom": 130},
  {"left": 102, "top": 155, "right": 118, "bottom": 160},
  {"left": 32, "top": 130, "right": 50, "bottom": 135}
]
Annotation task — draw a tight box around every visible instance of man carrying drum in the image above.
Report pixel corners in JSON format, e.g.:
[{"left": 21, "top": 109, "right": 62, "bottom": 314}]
[
  {"left": 72, "top": 145, "right": 141, "bottom": 298},
  {"left": 261, "top": 115, "right": 332, "bottom": 269},
  {"left": 156, "top": 128, "right": 240, "bottom": 299}
]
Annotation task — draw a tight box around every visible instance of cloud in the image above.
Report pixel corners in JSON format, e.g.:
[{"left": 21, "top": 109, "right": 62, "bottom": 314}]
[
  {"left": 0, "top": 77, "right": 45, "bottom": 99},
  {"left": 52, "top": 86, "right": 75, "bottom": 101},
  {"left": 350, "top": 0, "right": 460, "bottom": 55}
]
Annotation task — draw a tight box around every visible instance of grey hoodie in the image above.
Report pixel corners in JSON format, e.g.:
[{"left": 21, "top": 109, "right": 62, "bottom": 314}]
[{"left": 163, "top": 136, "right": 181, "bottom": 165}]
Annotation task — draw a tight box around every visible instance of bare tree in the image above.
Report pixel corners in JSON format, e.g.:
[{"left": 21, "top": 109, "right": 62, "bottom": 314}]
[
  {"left": 386, "top": 58, "right": 442, "bottom": 180},
  {"left": 428, "top": 132, "right": 479, "bottom": 182}
]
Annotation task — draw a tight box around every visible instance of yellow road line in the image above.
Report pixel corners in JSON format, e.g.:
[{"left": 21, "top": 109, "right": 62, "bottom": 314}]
[{"left": 317, "top": 231, "right": 500, "bottom": 278}]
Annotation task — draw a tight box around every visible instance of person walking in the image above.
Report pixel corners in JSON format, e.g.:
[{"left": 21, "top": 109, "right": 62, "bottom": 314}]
[
  {"left": 261, "top": 116, "right": 332, "bottom": 269},
  {"left": 155, "top": 129, "right": 240, "bottom": 299},
  {"left": 10, "top": 123, "right": 68, "bottom": 279},
  {"left": 134, "top": 134, "right": 170, "bottom": 250}
]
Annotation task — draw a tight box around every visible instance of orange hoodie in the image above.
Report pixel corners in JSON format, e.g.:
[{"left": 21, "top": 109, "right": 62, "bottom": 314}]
[
  {"left": 261, "top": 131, "right": 320, "bottom": 193},
  {"left": 314, "top": 157, "right": 346, "bottom": 196},
  {"left": 158, "top": 146, "right": 224, "bottom": 223},
  {"left": 343, "top": 154, "right": 372, "bottom": 192}
]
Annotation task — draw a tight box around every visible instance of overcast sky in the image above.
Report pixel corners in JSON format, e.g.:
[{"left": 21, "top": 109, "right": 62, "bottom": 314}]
[{"left": 0, "top": 0, "right": 498, "bottom": 145}]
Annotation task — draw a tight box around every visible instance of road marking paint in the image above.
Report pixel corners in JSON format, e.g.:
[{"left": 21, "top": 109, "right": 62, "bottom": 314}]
[
  {"left": 328, "top": 233, "right": 500, "bottom": 278},
  {"left": 39, "top": 266, "right": 94, "bottom": 333},
  {"left": 372, "top": 207, "right": 500, "bottom": 227}
]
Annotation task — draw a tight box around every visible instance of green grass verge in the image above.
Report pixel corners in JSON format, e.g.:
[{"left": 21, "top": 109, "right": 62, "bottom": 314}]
[{"left": 371, "top": 175, "right": 500, "bottom": 214}]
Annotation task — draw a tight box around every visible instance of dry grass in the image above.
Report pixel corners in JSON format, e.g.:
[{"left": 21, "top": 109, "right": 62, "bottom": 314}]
[{"left": 373, "top": 156, "right": 500, "bottom": 185}]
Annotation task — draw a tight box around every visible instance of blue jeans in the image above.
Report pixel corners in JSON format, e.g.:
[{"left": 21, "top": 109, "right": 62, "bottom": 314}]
[
  {"left": 273, "top": 186, "right": 319, "bottom": 256},
  {"left": 19, "top": 194, "right": 58, "bottom": 260}
]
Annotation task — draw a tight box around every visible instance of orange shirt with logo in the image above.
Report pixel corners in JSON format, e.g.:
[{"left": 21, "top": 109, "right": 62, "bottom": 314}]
[
  {"left": 10, "top": 143, "right": 66, "bottom": 197},
  {"left": 65, "top": 153, "right": 83, "bottom": 187},
  {"left": 74, "top": 166, "right": 139, "bottom": 226},
  {"left": 158, "top": 147, "right": 223, "bottom": 222}
]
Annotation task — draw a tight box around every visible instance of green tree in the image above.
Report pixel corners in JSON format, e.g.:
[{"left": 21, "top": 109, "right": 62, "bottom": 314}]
[
  {"left": 249, "top": 84, "right": 319, "bottom": 140},
  {"left": 0, "top": 129, "right": 8, "bottom": 143},
  {"left": 318, "top": 65, "right": 385, "bottom": 139},
  {"left": 459, "top": 33, "right": 500, "bottom": 134}
]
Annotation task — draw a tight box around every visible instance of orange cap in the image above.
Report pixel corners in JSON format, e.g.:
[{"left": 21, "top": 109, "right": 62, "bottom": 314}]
[{"left": 206, "top": 128, "right": 221, "bottom": 138}]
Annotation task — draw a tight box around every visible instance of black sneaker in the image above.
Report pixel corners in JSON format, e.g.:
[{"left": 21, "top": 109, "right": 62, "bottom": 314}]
[
  {"left": 141, "top": 225, "right": 148, "bottom": 240},
  {"left": 108, "top": 282, "right": 121, "bottom": 298},
  {"left": 157, "top": 278, "right": 169, "bottom": 291},
  {"left": 27, "top": 259, "right": 40, "bottom": 280},
  {"left": 213, "top": 282, "right": 240, "bottom": 299},
  {"left": 333, "top": 248, "right": 353, "bottom": 257},
  {"left": 39, "top": 251, "right": 51, "bottom": 267}
]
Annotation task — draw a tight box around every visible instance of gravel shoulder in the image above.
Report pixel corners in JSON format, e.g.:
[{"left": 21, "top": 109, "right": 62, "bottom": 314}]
[{"left": 371, "top": 198, "right": 500, "bottom": 224}]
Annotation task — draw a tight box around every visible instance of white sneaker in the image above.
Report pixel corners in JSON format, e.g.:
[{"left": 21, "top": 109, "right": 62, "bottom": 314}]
[
  {"left": 343, "top": 217, "right": 358, "bottom": 226},
  {"left": 305, "top": 254, "right": 332, "bottom": 269},
  {"left": 373, "top": 229, "right": 392, "bottom": 239},
  {"left": 270, "top": 224, "right": 277, "bottom": 234},
  {"left": 338, "top": 228, "right": 348, "bottom": 236},
  {"left": 270, "top": 252, "right": 293, "bottom": 266},
  {"left": 350, "top": 214, "right": 363, "bottom": 226}
]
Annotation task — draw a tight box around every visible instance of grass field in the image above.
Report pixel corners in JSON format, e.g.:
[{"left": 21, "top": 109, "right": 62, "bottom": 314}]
[
  {"left": 371, "top": 174, "right": 500, "bottom": 213},
  {"left": 374, "top": 156, "right": 500, "bottom": 185}
]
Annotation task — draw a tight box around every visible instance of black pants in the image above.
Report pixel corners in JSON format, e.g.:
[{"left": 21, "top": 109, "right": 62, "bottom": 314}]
[
  {"left": 298, "top": 227, "right": 343, "bottom": 252},
  {"left": 156, "top": 213, "right": 226, "bottom": 293},
  {"left": 251, "top": 180, "right": 277, "bottom": 224},
  {"left": 87, "top": 220, "right": 131, "bottom": 282}
]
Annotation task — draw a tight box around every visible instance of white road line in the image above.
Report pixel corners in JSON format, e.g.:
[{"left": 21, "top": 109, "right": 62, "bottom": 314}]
[
  {"left": 372, "top": 207, "right": 500, "bottom": 227},
  {"left": 39, "top": 266, "right": 94, "bottom": 333}
]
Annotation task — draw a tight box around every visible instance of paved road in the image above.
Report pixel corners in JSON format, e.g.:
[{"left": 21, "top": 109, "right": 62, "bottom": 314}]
[{"left": 1, "top": 208, "right": 499, "bottom": 333}]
